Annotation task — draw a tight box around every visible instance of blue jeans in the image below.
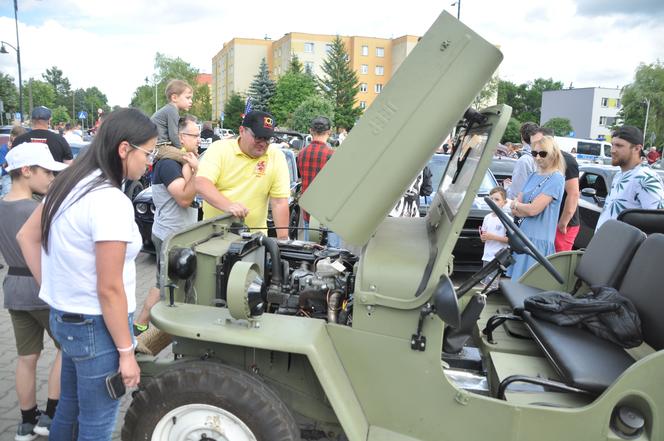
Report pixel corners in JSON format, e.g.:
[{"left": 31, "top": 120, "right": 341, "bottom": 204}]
[
  {"left": 303, "top": 219, "right": 340, "bottom": 247},
  {"left": 49, "top": 308, "right": 134, "bottom": 441}
]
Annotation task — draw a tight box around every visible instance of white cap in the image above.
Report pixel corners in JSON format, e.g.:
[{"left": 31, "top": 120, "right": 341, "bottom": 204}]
[{"left": 6, "top": 142, "right": 68, "bottom": 172}]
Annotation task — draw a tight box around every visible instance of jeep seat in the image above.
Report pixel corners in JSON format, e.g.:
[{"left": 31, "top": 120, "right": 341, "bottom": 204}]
[
  {"left": 522, "top": 233, "right": 664, "bottom": 394},
  {"left": 617, "top": 208, "right": 664, "bottom": 235},
  {"left": 500, "top": 220, "right": 645, "bottom": 310}
]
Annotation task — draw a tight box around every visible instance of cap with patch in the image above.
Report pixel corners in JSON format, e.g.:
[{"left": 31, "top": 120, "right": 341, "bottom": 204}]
[
  {"left": 241, "top": 111, "right": 275, "bottom": 139},
  {"left": 31, "top": 106, "right": 52, "bottom": 121},
  {"left": 6, "top": 142, "right": 68, "bottom": 172},
  {"left": 612, "top": 125, "right": 644, "bottom": 146},
  {"left": 310, "top": 116, "right": 331, "bottom": 133}
]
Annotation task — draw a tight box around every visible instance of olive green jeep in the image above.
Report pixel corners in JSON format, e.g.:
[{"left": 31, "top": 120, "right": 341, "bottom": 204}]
[{"left": 121, "top": 10, "right": 663, "bottom": 441}]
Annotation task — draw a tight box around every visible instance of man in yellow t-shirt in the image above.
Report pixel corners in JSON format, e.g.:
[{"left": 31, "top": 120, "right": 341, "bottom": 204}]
[{"left": 195, "top": 111, "right": 291, "bottom": 239}]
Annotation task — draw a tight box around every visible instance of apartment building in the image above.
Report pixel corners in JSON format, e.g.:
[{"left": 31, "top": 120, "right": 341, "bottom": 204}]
[
  {"left": 211, "top": 32, "right": 419, "bottom": 121},
  {"left": 540, "top": 87, "right": 622, "bottom": 140}
]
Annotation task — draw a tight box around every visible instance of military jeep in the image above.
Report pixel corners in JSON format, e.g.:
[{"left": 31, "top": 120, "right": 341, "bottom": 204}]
[{"left": 121, "top": 11, "right": 663, "bottom": 441}]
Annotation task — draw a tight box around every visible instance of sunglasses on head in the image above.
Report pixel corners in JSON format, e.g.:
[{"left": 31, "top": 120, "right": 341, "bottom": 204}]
[{"left": 532, "top": 150, "right": 548, "bottom": 158}]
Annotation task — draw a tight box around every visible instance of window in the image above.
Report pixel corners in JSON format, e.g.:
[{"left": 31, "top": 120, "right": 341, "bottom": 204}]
[
  {"left": 376, "top": 47, "right": 384, "bottom": 57},
  {"left": 601, "top": 98, "right": 609, "bottom": 107},
  {"left": 374, "top": 83, "right": 383, "bottom": 93},
  {"left": 359, "top": 101, "right": 366, "bottom": 109},
  {"left": 360, "top": 83, "right": 368, "bottom": 92},
  {"left": 304, "top": 42, "right": 314, "bottom": 53},
  {"left": 361, "top": 45, "right": 369, "bottom": 56},
  {"left": 305, "top": 61, "right": 314, "bottom": 72},
  {"left": 325, "top": 44, "right": 333, "bottom": 54},
  {"left": 599, "top": 116, "right": 617, "bottom": 126},
  {"left": 375, "top": 65, "right": 384, "bottom": 75},
  {"left": 360, "top": 64, "right": 368, "bottom": 74}
]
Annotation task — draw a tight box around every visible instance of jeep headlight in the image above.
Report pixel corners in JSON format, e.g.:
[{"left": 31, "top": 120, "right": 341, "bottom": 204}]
[{"left": 135, "top": 202, "right": 148, "bottom": 214}]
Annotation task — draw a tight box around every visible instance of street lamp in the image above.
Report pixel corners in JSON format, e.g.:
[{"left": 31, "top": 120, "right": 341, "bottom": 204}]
[
  {"left": 451, "top": 0, "right": 461, "bottom": 19},
  {"left": 643, "top": 98, "right": 651, "bottom": 147},
  {"left": 145, "top": 75, "right": 158, "bottom": 113},
  {"left": 1, "top": 0, "right": 23, "bottom": 122}
]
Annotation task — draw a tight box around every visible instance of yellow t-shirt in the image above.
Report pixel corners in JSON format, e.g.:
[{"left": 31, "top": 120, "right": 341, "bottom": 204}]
[{"left": 198, "top": 138, "right": 291, "bottom": 231}]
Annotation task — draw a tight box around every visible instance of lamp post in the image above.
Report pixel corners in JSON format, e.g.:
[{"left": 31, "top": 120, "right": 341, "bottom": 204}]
[
  {"left": 643, "top": 98, "right": 651, "bottom": 147},
  {"left": 0, "top": 0, "right": 23, "bottom": 122},
  {"left": 451, "top": 0, "right": 461, "bottom": 19},
  {"left": 144, "top": 75, "right": 158, "bottom": 113}
]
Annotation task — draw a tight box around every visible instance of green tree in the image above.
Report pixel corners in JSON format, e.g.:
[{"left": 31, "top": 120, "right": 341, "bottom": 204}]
[
  {"left": 290, "top": 96, "right": 334, "bottom": 133},
  {"left": 27, "top": 79, "right": 56, "bottom": 110},
  {"left": 473, "top": 75, "right": 499, "bottom": 109},
  {"left": 0, "top": 73, "right": 19, "bottom": 115},
  {"left": 543, "top": 117, "right": 574, "bottom": 136},
  {"left": 269, "top": 59, "right": 318, "bottom": 128},
  {"left": 130, "top": 84, "right": 157, "bottom": 116},
  {"left": 289, "top": 55, "right": 303, "bottom": 74},
  {"left": 192, "top": 85, "right": 212, "bottom": 121},
  {"left": 619, "top": 61, "right": 664, "bottom": 147},
  {"left": 42, "top": 66, "right": 72, "bottom": 109},
  {"left": 223, "top": 92, "right": 246, "bottom": 131},
  {"left": 247, "top": 58, "right": 276, "bottom": 114},
  {"left": 50, "top": 105, "right": 71, "bottom": 125},
  {"left": 318, "top": 35, "right": 361, "bottom": 130},
  {"left": 497, "top": 78, "right": 564, "bottom": 123},
  {"left": 501, "top": 117, "right": 522, "bottom": 143}
]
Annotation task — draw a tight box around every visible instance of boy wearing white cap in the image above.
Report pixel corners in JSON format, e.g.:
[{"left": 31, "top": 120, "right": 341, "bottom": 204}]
[{"left": 0, "top": 142, "right": 66, "bottom": 440}]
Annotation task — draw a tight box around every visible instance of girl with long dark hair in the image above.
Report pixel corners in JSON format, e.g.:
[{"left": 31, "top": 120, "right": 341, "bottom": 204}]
[{"left": 18, "top": 108, "right": 158, "bottom": 440}]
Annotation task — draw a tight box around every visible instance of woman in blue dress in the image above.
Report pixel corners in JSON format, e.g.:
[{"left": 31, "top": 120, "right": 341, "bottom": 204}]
[{"left": 508, "top": 135, "right": 565, "bottom": 281}]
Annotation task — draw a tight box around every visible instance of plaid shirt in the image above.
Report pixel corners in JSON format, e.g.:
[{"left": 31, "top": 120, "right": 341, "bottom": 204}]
[{"left": 297, "top": 140, "right": 334, "bottom": 221}]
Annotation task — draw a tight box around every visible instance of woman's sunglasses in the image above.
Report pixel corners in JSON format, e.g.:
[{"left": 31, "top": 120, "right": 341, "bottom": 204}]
[{"left": 532, "top": 150, "right": 548, "bottom": 158}]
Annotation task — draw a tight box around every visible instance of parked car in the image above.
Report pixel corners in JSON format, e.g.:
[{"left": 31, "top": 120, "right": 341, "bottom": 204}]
[
  {"left": 134, "top": 146, "right": 300, "bottom": 252},
  {"left": 420, "top": 153, "right": 502, "bottom": 272},
  {"left": 575, "top": 163, "right": 664, "bottom": 248},
  {"left": 489, "top": 156, "right": 516, "bottom": 186},
  {"left": 0, "top": 125, "right": 12, "bottom": 146}
]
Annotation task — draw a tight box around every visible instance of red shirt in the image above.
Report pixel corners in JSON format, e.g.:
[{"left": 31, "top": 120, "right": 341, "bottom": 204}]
[
  {"left": 297, "top": 140, "right": 334, "bottom": 221},
  {"left": 647, "top": 150, "right": 660, "bottom": 164}
]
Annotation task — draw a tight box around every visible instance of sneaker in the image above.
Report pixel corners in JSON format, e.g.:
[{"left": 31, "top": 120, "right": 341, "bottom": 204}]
[
  {"left": 33, "top": 413, "right": 51, "bottom": 436},
  {"left": 133, "top": 323, "right": 149, "bottom": 336},
  {"left": 15, "top": 421, "right": 38, "bottom": 441}
]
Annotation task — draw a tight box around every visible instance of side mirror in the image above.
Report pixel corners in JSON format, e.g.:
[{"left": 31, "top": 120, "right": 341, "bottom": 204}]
[
  {"left": 432, "top": 275, "right": 460, "bottom": 328},
  {"left": 581, "top": 187, "right": 597, "bottom": 198}
]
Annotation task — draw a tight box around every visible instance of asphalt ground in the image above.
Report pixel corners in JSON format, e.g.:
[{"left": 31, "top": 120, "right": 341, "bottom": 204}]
[{"left": 0, "top": 251, "right": 158, "bottom": 441}]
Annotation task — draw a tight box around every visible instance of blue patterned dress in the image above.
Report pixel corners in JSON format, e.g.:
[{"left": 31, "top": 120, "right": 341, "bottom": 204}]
[{"left": 509, "top": 171, "right": 565, "bottom": 281}]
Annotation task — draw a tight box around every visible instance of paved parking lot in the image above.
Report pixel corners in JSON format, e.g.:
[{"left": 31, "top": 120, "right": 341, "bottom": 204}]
[{"left": 0, "top": 251, "right": 158, "bottom": 441}]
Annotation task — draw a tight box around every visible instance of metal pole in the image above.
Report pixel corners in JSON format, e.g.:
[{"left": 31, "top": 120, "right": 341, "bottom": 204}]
[
  {"left": 154, "top": 76, "right": 158, "bottom": 113},
  {"left": 457, "top": 0, "right": 461, "bottom": 19},
  {"left": 643, "top": 98, "right": 650, "bottom": 147},
  {"left": 14, "top": 0, "right": 23, "bottom": 122}
]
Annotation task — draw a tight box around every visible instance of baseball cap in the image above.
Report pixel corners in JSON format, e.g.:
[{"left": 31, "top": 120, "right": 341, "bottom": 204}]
[
  {"left": 241, "top": 111, "right": 275, "bottom": 139},
  {"left": 612, "top": 126, "right": 644, "bottom": 146},
  {"left": 31, "top": 106, "right": 52, "bottom": 121},
  {"left": 6, "top": 142, "right": 68, "bottom": 172},
  {"left": 310, "top": 116, "right": 331, "bottom": 133}
]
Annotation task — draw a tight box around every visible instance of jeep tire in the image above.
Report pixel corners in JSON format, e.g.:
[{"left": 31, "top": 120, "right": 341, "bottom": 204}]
[{"left": 121, "top": 361, "right": 301, "bottom": 441}]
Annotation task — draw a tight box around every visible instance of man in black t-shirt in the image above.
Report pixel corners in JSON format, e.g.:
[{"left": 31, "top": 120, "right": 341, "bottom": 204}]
[{"left": 12, "top": 106, "right": 73, "bottom": 164}]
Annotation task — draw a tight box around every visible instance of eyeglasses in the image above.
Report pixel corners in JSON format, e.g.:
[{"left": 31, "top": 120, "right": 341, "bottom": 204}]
[
  {"left": 245, "top": 127, "right": 270, "bottom": 143},
  {"left": 130, "top": 143, "right": 157, "bottom": 165},
  {"left": 181, "top": 132, "right": 201, "bottom": 138},
  {"left": 531, "top": 150, "right": 548, "bottom": 158}
]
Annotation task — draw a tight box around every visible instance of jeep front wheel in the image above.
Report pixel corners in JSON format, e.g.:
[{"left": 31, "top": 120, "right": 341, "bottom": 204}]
[{"left": 121, "top": 361, "right": 300, "bottom": 441}]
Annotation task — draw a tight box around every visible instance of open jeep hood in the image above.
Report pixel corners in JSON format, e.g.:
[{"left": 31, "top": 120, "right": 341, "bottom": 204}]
[{"left": 299, "top": 11, "right": 503, "bottom": 245}]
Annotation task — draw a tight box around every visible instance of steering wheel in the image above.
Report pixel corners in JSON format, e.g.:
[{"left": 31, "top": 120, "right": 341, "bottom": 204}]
[{"left": 484, "top": 196, "right": 564, "bottom": 284}]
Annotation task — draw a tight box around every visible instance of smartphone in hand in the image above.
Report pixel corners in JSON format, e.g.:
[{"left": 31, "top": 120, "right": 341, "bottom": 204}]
[{"left": 105, "top": 371, "right": 126, "bottom": 400}]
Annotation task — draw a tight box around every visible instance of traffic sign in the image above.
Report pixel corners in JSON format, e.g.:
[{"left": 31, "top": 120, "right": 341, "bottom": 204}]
[{"left": 78, "top": 111, "right": 88, "bottom": 120}]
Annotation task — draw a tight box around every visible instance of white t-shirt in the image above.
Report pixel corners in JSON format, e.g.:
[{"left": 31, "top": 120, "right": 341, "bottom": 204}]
[
  {"left": 481, "top": 212, "right": 508, "bottom": 261},
  {"left": 39, "top": 171, "right": 142, "bottom": 315}
]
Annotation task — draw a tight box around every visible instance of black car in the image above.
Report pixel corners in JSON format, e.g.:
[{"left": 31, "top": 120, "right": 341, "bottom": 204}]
[
  {"left": 420, "top": 153, "right": 502, "bottom": 272},
  {"left": 575, "top": 163, "right": 664, "bottom": 248},
  {"left": 489, "top": 156, "right": 516, "bottom": 187},
  {"left": 134, "top": 147, "right": 300, "bottom": 252}
]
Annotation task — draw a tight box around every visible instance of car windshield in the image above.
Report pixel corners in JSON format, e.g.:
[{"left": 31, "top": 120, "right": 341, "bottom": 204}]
[{"left": 429, "top": 153, "right": 496, "bottom": 198}]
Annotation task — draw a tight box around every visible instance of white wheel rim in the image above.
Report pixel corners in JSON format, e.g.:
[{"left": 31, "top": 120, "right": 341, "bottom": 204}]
[{"left": 151, "top": 403, "right": 257, "bottom": 441}]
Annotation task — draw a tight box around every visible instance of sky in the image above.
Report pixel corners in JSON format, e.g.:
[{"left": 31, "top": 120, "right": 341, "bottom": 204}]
[{"left": 1, "top": 0, "right": 663, "bottom": 108}]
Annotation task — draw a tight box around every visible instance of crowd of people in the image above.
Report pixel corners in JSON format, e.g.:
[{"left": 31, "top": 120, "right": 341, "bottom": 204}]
[
  {"left": 483, "top": 122, "right": 664, "bottom": 284},
  {"left": 1, "top": 76, "right": 664, "bottom": 440}
]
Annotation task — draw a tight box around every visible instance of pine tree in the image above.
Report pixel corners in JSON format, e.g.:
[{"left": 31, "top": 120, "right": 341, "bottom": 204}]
[
  {"left": 289, "top": 55, "right": 303, "bottom": 74},
  {"left": 248, "top": 58, "right": 276, "bottom": 115},
  {"left": 224, "top": 92, "right": 246, "bottom": 131},
  {"left": 318, "top": 35, "right": 362, "bottom": 130}
]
